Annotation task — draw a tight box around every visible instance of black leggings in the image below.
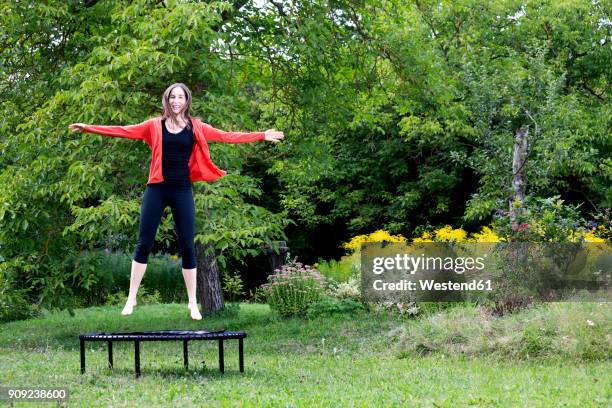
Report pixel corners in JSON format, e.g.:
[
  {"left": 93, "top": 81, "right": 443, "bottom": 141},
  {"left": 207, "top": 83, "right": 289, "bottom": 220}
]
[{"left": 133, "top": 181, "right": 197, "bottom": 269}]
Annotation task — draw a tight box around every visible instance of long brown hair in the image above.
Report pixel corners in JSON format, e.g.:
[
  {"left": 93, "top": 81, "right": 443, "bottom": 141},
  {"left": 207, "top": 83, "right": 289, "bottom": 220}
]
[{"left": 161, "top": 83, "right": 194, "bottom": 130}]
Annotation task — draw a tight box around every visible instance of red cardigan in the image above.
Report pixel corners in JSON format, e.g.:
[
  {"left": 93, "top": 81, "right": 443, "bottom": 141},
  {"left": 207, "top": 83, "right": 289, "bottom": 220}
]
[{"left": 83, "top": 117, "right": 266, "bottom": 184}]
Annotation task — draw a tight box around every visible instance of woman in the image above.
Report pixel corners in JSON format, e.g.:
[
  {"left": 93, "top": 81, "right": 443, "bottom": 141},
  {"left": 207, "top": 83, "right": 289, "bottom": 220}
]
[{"left": 69, "top": 83, "right": 284, "bottom": 320}]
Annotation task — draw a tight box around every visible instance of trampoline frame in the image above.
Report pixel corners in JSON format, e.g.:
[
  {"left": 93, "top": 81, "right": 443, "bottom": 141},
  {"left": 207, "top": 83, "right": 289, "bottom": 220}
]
[{"left": 78, "top": 330, "right": 246, "bottom": 377}]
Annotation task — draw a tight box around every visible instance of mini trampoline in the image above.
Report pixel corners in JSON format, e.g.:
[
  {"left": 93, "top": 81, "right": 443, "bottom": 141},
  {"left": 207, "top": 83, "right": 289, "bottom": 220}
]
[{"left": 79, "top": 329, "right": 247, "bottom": 377}]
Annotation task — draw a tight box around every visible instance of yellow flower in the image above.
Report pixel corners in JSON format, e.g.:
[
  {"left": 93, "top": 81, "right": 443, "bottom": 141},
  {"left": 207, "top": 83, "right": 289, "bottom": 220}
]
[
  {"left": 413, "top": 225, "right": 505, "bottom": 242},
  {"left": 584, "top": 230, "right": 606, "bottom": 243},
  {"left": 343, "top": 230, "right": 406, "bottom": 252},
  {"left": 470, "top": 226, "right": 505, "bottom": 242},
  {"left": 434, "top": 225, "right": 468, "bottom": 242},
  {"left": 343, "top": 234, "right": 368, "bottom": 251},
  {"left": 413, "top": 231, "right": 434, "bottom": 242}
]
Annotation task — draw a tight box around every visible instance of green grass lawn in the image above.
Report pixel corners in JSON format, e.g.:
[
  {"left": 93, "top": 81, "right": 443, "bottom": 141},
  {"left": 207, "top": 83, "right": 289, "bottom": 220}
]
[{"left": 1, "top": 303, "right": 610, "bottom": 407}]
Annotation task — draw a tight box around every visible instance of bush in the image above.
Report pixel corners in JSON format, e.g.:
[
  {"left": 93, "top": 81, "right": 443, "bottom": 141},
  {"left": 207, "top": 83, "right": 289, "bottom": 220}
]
[
  {"left": 63, "top": 249, "right": 192, "bottom": 307},
  {"left": 492, "top": 195, "right": 597, "bottom": 243},
  {"left": 260, "top": 261, "right": 325, "bottom": 317},
  {"left": 222, "top": 271, "right": 246, "bottom": 302},
  {"left": 84, "top": 250, "right": 186, "bottom": 304},
  {"left": 315, "top": 257, "right": 355, "bottom": 283},
  {"left": 65, "top": 249, "right": 115, "bottom": 307},
  {"left": 112, "top": 251, "right": 187, "bottom": 303},
  {"left": 330, "top": 274, "right": 361, "bottom": 302},
  {"left": 247, "top": 286, "right": 268, "bottom": 304},
  {"left": 7, "top": 249, "right": 188, "bottom": 313},
  {"left": 306, "top": 298, "right": 365, "bottom": 318},
  {"left": 0, "top": 261, "right": 39, "bottom": 322}
]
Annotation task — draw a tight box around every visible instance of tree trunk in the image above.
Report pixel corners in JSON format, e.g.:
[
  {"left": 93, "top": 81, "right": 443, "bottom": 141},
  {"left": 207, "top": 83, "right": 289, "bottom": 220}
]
[
  {"left": 509, "top": 127, "right": 529, "bottom": 221},
  {"left": 195, "top": 241, "right": 224, "bottom": 315}
]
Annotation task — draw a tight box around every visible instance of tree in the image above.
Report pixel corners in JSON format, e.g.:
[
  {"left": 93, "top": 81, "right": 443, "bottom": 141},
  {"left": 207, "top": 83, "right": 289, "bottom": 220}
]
[{"left": 233, "top": 0, "right": 610, "bottom": 237}]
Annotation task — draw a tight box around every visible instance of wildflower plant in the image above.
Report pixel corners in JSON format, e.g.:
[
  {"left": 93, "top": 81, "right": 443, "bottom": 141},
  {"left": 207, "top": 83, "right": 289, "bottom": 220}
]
[
  {"left": 412, "top": 225, "right": 505, "bottom": 243},
  {"left": 260, "top": 260, "right": 325, "bottom": 317},
  {"left": 343, "top": 230, "right": 407, "bottom": 252},
  {"left": 339, "top": 230, "right": 408, "bottom": 279}
]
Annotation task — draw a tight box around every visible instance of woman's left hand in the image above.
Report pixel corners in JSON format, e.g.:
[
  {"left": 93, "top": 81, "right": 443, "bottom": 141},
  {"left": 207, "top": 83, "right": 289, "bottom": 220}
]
[{"left": 264, "top": 129, "right": 284, "bottom": 142}]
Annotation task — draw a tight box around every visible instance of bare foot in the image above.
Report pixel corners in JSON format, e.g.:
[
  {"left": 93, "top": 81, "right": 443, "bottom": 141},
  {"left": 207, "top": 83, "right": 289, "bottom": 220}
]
[
  {"left": 188, "top": 303, "right": 202, "bottom": 320},
  {"left": 121, "top": 299, "right": 137, "bottom": 316}
]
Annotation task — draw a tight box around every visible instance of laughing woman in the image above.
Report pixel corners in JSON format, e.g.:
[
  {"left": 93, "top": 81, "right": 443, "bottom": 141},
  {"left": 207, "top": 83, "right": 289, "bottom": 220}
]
[{"left": 69, "top": 83, "right": 284, "bottom": 320}]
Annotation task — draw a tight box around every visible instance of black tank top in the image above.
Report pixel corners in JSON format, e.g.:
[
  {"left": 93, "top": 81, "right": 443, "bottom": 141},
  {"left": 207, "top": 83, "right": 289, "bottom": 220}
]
[{"left": 161, "top": 119, "right": 194, "bottom": 185}]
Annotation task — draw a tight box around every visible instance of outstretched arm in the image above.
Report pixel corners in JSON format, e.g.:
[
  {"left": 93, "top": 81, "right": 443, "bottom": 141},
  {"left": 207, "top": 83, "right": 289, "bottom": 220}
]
[
  {"left": 68, "top": 120, "right": 152, "bottom": 144},
  {"left": 203, "top": 123, "right": 284, "bottom": 144}
]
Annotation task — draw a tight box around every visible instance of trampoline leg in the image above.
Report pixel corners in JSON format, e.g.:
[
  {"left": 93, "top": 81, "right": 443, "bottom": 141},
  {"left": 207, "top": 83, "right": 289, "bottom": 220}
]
[
  {"left": 108, "top": 340, "right": 113, "bottom": 369},
  {"left": 239, "top": 338, "right": 244, "bottom": 373},
  {"left": 135, "top": 341, "right": 140, "bottom": 378},
  {"left": 183, "top": 340, "right": 189, "bottom": 370},
  {"left": 218, "top": 339, "right": 224, "bottom": 373},
  {"left": 80, "top": 339, "right": 85, "bottom": 374}
]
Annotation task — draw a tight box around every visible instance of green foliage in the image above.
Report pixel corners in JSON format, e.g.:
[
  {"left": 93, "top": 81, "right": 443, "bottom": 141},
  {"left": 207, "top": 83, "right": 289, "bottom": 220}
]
[
  {"left": 315, "top": 257, "right": 354, "bottom": 283},
  {"left": 111, "top": 251, "right": 188, "bottom": 303},
  {"left": 261, "top": 261, "right": 325, "bottom": 317},
  {"left": 306, "top": 298, "right": 365, "bottom": 318},
  {"left": 194, "top": 175, "right": 291, "bottom": 270},
  {"left": 63, "top": 250, "right": 186, "bottom": 306},
  {"left": 256, "top": 0, "right": 610, "bottom": 233},
  {"left": 222, "top": 271, "right": 246, "bottom": 302},
  {"left": 492, "top": 195, "right": 588, "bottom": 242},
  {"left": 0, "top": 263, "right": 39, "bottom": 322},
  {"left": 247, "top": 286, "right": 268, "bottom": 304}
]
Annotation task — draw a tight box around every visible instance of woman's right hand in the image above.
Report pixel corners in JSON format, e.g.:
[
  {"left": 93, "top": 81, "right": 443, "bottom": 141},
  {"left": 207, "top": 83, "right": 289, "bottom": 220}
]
[{"left": 68, "top": 123, "right": 87, "bottom": 132}]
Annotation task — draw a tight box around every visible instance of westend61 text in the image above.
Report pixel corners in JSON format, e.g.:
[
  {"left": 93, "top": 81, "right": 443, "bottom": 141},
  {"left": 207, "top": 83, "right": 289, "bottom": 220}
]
[{"left": 372, "top": 279, "right": 493, "bottom": 291}]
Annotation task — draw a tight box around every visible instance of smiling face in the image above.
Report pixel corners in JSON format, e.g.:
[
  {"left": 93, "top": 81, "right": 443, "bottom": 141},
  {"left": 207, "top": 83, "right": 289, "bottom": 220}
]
[
  {"left": 169, "top": 86, "right": 187, "bottom": 115},
  {"left": 161, "top": 83, "right": 193, "bottom": 124}
]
